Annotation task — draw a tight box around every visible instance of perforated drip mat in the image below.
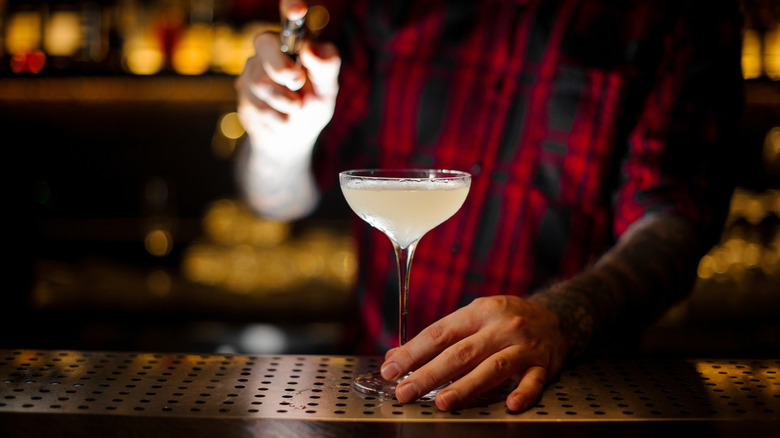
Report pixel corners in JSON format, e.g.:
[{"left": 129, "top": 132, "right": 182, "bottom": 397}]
[{"left": 0, "top": 350, "right": 777, "bottom": 425}]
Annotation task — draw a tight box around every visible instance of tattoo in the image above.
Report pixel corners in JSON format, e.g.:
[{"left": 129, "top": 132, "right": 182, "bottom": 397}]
[{"left": 530, "top": 215, "right": 702, "bottom": 360}]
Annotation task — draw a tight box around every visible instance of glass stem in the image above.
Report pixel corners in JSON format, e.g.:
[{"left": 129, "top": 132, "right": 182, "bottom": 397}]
[{"left": 393, "top": 240, "right": 418, "bottom": 347}]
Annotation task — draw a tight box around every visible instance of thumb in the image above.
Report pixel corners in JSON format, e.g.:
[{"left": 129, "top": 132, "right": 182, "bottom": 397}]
[{"left": 299, "top": 41, "right": 341, "bottom": 99}]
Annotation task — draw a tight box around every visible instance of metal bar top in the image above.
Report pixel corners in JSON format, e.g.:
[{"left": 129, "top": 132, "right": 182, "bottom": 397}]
[{"left": 0, "top": 350, "right": 777, "bottom": 437}]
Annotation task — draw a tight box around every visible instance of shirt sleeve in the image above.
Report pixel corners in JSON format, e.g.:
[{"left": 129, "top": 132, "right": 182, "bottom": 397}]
[{"left": 613, "top": 1, "right": 744, "bottom": 249}]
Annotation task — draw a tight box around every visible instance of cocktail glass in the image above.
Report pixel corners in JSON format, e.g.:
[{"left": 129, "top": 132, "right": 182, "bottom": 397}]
[{"left": 339, "top": 169, "right": 471, "bottom": 397}]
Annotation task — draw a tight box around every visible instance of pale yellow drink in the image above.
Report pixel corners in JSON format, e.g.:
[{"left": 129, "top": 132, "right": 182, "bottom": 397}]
[
  {"left": 341, "top": 179, "right": 470, "bottom": 249},
  {"left": 339, "top": 169, "right": 471, "bottom": 397}
]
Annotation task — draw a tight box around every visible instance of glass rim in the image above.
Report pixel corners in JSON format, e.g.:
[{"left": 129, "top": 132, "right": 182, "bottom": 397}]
[{"left": 339, "top": 168, "right": 471, "bottom": 180}]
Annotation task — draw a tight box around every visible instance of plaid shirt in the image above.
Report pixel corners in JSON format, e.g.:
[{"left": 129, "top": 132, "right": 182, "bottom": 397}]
[{"left": 313, "top": 0, "right": 743, "bottom": 353}]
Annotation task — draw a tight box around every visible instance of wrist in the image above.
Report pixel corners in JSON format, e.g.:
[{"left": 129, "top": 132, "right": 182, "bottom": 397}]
[
  {"left": 529, "top": 282, "right": 596, "bottom": 361},
  {"left": 246, "top": 131, "right": 318, "bottom": 165}
]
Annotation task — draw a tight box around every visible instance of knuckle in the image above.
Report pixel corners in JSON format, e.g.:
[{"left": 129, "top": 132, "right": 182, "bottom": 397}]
[
  {"left": 254, "top": 31, "right": 279, "bottom": 48},
  {"left": 449, "top": 342, "right": 478, "bottom": 367},
  {"left": 530, "top": 372, "right": 546, "bottom": 387},
  {"left": 504, "top": 314, "right": 526, "bottom": 332},
  {"left": 474, "top": 295, "right": 509, "bottom": 313},
  {"left": 426, "top": 324, "right": 455, "bottom": 350},
  {"left": 492, "top": 356, "right": 512, "bottom": 376}
]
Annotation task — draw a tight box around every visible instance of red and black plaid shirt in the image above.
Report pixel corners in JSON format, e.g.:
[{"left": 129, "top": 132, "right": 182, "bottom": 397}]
[{"left": 313, "top": 0, "right": 743, "bottom": 353}]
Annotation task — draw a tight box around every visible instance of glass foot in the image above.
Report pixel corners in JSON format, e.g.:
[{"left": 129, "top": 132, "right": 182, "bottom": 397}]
[
  {"left": 352, "top": 372, "right": 449, "bottom": 399},
  {"left": 352, "top": 372, "right": 401, "bottom": 398}
]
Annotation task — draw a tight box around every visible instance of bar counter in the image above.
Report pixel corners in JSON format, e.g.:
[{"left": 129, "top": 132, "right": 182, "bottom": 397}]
[{"left": 1, "top": 349, "right": 777, "bottom": 437}]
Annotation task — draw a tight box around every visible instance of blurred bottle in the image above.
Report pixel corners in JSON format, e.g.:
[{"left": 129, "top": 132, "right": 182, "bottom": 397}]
[
  {"left": 5, "top": 1, "right": 46, "bottom": 74},
  {"left": 42, "top": 2, "right": 81, "bottom": 72}
]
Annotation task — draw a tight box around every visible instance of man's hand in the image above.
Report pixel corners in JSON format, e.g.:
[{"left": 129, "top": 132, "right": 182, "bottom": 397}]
[
  {"left": 235, "top": 28, "right": 340, "bottom": 158},
  {"left": 378, "top": 215, "right": 705, "bottom": 413},
  {"left": 234, "top": 0, "right": 340, "bottom": 220},
  {"left": 380, "top": 295, "right": 568, "bottom": 412}
]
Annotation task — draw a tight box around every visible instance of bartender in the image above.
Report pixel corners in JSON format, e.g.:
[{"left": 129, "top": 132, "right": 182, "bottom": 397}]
[{"left": 234, "top": 0, "right": 743, "bottom": 413}]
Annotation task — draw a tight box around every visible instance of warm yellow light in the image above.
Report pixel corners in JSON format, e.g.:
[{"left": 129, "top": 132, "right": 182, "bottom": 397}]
[
  {"left": 44, "top": 11, "right": 81, "bottom": 56},
  {"left": 742, "top": 29, "right": 763, "bottom": 80},
  {"left": 211, "top": 23, "right": 247, "bottom": 75},
  {"left": 145, "top": 228, "right": 173, "bottom": 256},
  {"left": 172, "top": 23, "right": 212, "bottom": 75},
  {"left": 761, "top": 250, "right": 778, "bottom": 275},
  {"left": 203, "top": 198, "right": 290, "bottom": 246},
  {"left": 203, "top": 199, "right": 242, "bottom": 244},
  {"left": 296, "top": 251, "right": 325, "bottom": 278},
  {"left": 697, "top": 254, "right": 715, "bottom": 279},
  {"left": 744, "top": 196, "right": 766, "bottom": 225},
  {"left": 772, "top": 190, "right": 780, "bottom": 216},
  {"left": 764, "top": 25, "right": 780, "bottom": 81},
  {"left": 711, "top": 247, "right": 730, "bottom": 274},
  {"left": 182, "top": 244, "right": 228, "bottom": 285},
  {"left": 306, "top": 5, "right": 330, "bottom": 33},
  {"left": 764, "top": 127, "right": 780, "bottom": 175},
  {"left": 333, "top": 249, "right": 358, "bottom": 283},
  {"left": 743, "top": 242, "right": 763, "bottom": 268},
  {"left": 6, "top": 11, "right": 42, "bottom": 54},
  {"left": 123, "top": 30, "right": 164, "bottom": 75},
  {"left": 219, "top": 112, "right": 245, "bottom": 140}
]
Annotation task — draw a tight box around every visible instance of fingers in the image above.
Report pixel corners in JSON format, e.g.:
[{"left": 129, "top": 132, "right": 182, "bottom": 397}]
[
  {"left": 506, "top": 366, "right": 547, "bottom": 412},
  {"left": 254, "top": 32, "right": 306, "bottom": 91},
  {"left": 299, "top": 40, "right": 341, "bottom": 99},
  {"left": 434, "top": 346, "right": 529, "bottom": 411},
  {"left": 381, "top": 300, "right": 487, "bottom": 380},
  {"left": 394, "top": 333, "right": 496, "bottom": 405},
  {"left": 379, "top": 296, "right": 559, "bottom": 412},
  {"left": 281, "top": 0, "right": 308, "bottom": 21},
  {"left": 388, "top": 315, "right": 496, "bottom": 403}
]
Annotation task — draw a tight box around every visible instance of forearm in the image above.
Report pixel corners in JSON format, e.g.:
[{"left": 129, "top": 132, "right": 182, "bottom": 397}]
[
  {"left": 530, "top": 214, "right": 703, "bottom": 360},
  {"left": 235, "top": 136, "right": 320, "bottom": 220}
]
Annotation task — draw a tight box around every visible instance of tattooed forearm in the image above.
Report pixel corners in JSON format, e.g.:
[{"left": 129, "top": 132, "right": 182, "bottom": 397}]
[
  {"left": 235, "top": 138, "right": 320, "bottom": 220},
  {"left": 530, "top": 215, "right": 703, "bottom": 360}
]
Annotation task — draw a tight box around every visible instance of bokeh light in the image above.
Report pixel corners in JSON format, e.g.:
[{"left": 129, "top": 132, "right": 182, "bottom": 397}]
[
  {"left": 123, "top": 29, "right": 164, "bottom": 75},
  {"left": 172, "top": 23, "right": 212, "bottom": 75},
  {"left": 219, "top": 112, "right": 245, "bottom": 140},
  {"left": 5, "top": 10, "right": 42, "bottom": 54},
  {"left": 145, "top": 228, "right": 173, "bottom": 257},
  {"left": 44, "top": 11, "right": 81, "bottom": 57},
  {"left": 742, "top": 29, "right": 762, "bottom": 80},
  {"left": 764, "top": 25, "right": 780, "bottom": 81}
]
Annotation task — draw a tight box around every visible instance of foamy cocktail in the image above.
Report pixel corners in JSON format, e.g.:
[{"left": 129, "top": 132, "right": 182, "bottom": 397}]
[{"left": 339, "top": 169, "right": 471, "bottom": 397}]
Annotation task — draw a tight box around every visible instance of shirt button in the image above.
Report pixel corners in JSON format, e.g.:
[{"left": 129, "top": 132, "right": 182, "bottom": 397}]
[
  {"left": 452, "top": 242, "right": 461, "bottom": 253},
  {"left": 471, "top": 162, "right": 482, "bottom": 175}
]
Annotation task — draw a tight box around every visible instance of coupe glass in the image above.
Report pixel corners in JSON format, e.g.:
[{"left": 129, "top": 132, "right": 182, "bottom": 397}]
[{"left": 339, "top": 169, "right": 471, "bottom": 397}]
